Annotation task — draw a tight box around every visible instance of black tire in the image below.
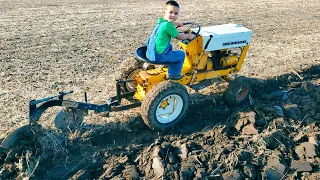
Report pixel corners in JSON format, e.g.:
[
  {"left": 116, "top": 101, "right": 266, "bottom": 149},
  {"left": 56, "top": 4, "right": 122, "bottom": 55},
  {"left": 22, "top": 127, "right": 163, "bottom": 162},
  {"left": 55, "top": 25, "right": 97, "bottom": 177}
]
[
  {"left": 118, "top": 57, "right": 144, "bottom": 93},
  {"left": 141, "top": 81, "right": 190, "bottom": 130},
  {"left": 224, "top": 76, "right": 251, "bottom": 106}
]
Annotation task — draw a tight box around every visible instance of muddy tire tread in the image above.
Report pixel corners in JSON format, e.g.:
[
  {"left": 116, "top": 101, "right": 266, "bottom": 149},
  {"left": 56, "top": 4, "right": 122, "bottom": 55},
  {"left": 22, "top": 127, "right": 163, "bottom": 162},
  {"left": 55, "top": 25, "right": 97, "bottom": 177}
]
[
  {"left": 224, "top": 76, "right": 251, "bottom": 106},
  {"left": 118, "top": 58, "right": 144, "bottom": 93},
  {"left": 141, "top": 81, "right": 189, "bottom": 130}
]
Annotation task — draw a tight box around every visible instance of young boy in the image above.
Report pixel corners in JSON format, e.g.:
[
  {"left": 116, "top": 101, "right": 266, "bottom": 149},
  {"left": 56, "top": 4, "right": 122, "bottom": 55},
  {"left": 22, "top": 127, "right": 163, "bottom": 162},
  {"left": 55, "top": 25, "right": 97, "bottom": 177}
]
[{"left": 146, "top": 0, "right": 195, "bottom": 80}]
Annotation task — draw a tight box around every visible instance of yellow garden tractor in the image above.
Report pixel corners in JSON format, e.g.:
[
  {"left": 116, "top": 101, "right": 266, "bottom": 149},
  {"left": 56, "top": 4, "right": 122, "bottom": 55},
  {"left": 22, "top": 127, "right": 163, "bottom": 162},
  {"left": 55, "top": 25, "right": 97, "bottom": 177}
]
[
  {"left": 120, "top": 23, "right": 252, "bottom": 129},
  {"left": 2, "top": 23, "right": 252, "bottom": 149}
]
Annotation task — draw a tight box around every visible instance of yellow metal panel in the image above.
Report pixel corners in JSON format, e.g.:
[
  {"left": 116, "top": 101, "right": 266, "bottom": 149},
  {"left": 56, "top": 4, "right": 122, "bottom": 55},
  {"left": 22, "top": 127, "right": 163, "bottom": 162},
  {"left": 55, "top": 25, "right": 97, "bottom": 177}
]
[
  {"left": 139, "top": 70, "right": 166, "bottom": 84},
  {"left": 134, "top": 84, "right": 146, "bottom": 101},
  {"left": 235, "top": 45, "right": 249, "bottom": 71},
  {"left": 196, "top": 53, "right": 210, "bottom": 70},
  {"left": 206, "top": 58, "right": 213, "bottom": 70},
  {"left": 134, "top": 74, "right": 194, "bottom": 101},
  {"left": 203, "top": 68, "right": 237, "bottom": 80},
  {"left": 179, "top": 36, "right": 203, "bottom": 67}
]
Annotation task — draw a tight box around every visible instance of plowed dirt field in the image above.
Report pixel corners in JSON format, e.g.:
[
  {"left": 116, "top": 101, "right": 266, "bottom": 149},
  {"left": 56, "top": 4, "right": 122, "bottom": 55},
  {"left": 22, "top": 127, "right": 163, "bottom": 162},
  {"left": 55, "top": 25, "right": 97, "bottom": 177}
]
[{"left": 0, "top": 0, "right": 319, "bottom": 179}]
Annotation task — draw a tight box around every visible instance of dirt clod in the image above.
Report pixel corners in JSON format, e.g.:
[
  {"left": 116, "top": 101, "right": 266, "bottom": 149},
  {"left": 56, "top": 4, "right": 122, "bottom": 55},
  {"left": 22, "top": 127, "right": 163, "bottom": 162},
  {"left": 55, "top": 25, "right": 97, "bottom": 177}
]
[{"left": 291, "top": 161, "right": 313, "bottom": 172}]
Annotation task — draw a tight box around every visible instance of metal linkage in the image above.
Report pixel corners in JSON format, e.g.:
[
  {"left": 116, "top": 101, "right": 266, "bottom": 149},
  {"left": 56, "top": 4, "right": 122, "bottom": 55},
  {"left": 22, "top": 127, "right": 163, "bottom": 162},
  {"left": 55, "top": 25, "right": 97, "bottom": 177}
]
[{"left": 28, "top": 79, "right": 142, "bottom": 124}]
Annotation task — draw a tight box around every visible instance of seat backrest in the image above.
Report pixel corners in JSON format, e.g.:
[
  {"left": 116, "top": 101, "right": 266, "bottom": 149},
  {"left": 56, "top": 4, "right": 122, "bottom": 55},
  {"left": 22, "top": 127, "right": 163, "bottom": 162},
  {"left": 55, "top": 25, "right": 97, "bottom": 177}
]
[
  {"left": 136, "top": 46, "right": 148, "bottom": 59},
  {"left": 135, "top": 46, "right": 166, "bottom": 64}
]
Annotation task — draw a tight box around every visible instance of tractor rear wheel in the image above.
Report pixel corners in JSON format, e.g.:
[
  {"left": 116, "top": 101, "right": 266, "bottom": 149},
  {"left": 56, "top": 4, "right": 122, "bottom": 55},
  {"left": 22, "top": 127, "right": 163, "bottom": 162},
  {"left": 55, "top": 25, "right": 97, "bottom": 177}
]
[
  {"left": 119, "top": 58, "right": 144, "bottom": 93},
  {"left": 141, "top": 81, "right": 190, "bottom": 130},
  {"left": 224, "top": 76, "right": 250, "bottom": 105}
]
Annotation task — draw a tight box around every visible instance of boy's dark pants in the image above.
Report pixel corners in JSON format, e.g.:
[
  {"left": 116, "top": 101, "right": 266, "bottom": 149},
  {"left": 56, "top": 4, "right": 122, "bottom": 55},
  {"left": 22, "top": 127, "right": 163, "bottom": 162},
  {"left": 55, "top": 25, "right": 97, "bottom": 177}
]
[{"left": 156, "top": 44, "right": 185, "bottom": 76}]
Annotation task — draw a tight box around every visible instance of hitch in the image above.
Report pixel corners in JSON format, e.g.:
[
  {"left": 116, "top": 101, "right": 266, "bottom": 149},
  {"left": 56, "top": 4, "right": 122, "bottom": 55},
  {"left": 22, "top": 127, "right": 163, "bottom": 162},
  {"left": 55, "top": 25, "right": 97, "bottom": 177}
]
[{"left": 1, "top": 80, "right": 141, "bottom": 149}]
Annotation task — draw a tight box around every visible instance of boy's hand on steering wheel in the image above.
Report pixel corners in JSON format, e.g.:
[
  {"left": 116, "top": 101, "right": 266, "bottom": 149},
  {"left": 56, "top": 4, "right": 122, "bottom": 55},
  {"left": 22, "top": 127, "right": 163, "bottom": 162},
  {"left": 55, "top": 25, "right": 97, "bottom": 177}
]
[
  {"left": 188, "top": 34, "right": 196, "bottom": 40},
  {"left": 174, "top": 22, "right": 184, "bottom": 28}
]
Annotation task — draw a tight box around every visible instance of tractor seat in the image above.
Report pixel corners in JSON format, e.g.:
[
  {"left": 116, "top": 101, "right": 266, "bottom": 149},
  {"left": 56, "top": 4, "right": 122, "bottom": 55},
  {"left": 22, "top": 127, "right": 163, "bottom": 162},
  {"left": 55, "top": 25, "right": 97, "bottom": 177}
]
[{"left": 135, "top": 46, "right": 165, "bottom": 64}]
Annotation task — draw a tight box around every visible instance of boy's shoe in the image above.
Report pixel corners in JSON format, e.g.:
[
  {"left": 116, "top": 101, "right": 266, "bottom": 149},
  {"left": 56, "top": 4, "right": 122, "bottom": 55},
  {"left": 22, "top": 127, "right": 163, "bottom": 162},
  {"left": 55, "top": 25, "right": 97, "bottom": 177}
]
[{"left": 166, "top": 74, "right": 183, "bottom": 80}]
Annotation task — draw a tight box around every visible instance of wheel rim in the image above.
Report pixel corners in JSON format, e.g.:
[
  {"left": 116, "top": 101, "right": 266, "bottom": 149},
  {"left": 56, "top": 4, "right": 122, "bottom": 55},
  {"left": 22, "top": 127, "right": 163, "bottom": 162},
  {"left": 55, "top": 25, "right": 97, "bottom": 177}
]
[
  {"left": 125, "top": 69, "right": 141, "bottom": 92},
  {"left": 156, "top": 94, "right": 184, "bottom": 124},
  {"left": 235, "top": 86, "right": 248, "bottom": 102}
]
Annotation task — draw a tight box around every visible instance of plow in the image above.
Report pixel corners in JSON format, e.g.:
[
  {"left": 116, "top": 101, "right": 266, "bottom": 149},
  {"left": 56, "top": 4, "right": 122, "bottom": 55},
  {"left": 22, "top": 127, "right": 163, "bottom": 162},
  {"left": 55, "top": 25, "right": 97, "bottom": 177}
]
[{"left": 2, "top": 23, "right": 252, "bottom": 149}]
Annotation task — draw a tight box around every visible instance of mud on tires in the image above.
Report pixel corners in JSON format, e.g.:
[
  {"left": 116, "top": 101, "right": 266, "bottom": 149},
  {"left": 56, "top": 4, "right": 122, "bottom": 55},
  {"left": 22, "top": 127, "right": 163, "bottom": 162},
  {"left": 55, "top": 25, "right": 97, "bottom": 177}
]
[
  {"left": 118, "top": 57, "right": 144, "bottom": 93},
  {"left": 224, "top": 76, "right": 251, "bottom": 106},
  {"left": 141, "top": 81, "right": 190, "bottom": 130}
]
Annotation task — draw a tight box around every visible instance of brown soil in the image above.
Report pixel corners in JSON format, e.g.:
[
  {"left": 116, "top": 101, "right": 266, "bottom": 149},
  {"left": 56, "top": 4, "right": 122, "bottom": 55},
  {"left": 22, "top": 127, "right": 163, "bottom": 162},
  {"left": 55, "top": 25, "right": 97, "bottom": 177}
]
[{"left": 1, "top": 0, "right": 319, "bottom": 179}]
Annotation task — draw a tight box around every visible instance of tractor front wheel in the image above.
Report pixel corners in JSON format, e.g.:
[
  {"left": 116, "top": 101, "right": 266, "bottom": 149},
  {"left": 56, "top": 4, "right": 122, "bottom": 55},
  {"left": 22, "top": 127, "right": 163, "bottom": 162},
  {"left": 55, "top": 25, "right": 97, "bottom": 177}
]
[
  {"left": 141, "top": 81, "right": 190, "bottom": 130},
  {"left": 224, "top": 76, "right": 250, "bottom": 106}
]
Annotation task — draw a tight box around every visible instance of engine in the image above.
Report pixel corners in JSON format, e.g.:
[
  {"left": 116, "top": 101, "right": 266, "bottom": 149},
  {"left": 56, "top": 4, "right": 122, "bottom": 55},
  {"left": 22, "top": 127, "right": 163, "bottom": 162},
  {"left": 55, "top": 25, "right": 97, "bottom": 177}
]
[
  {"left": 197, "top": 24, "right": 252, "bottom": 70},
  {"left": 210, "top": 47, "right": 242, "bottom": 70}
]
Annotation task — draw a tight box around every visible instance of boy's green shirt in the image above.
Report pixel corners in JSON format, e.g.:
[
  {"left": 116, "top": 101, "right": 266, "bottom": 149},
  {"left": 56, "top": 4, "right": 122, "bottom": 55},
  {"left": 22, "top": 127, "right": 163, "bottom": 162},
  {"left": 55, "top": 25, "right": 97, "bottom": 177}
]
[{"left": 156, "top": 18, "right": 179, "bottom": 54}]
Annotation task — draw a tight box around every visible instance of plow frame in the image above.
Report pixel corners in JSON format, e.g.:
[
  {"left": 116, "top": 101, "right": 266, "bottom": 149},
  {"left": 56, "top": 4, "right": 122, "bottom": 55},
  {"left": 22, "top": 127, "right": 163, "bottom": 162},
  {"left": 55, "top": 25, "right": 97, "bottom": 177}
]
[{"left": 28, "top": 79, "right": 141, "bottom": 123}]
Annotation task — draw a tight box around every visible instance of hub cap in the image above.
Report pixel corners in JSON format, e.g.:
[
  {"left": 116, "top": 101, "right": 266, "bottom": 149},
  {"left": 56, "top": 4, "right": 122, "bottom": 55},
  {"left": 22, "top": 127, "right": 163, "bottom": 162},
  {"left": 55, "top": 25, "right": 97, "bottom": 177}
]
[
  {"left": 236, "top": 86, "right": 248, "bottom": 102},
  {"left": 156, "top": 94, "right": 183, "bottom": 124},
  {"left": 125, "top": 69, "right": 141, "bottom": 92}
]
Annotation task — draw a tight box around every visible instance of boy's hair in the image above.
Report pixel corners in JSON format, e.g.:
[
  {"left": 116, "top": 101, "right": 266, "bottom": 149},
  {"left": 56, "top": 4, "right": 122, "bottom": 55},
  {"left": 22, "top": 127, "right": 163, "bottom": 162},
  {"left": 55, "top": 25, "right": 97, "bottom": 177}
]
[{"left": 165, "top": 1, "right": 180, "bottom": 8}]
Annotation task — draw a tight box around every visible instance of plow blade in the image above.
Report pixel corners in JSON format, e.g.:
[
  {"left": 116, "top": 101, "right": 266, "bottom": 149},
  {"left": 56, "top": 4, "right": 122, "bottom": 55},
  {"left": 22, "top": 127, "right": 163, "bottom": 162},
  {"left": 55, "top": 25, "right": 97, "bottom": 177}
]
[{"left": 54, "top": 108, "right": 86, "bottom": 130}]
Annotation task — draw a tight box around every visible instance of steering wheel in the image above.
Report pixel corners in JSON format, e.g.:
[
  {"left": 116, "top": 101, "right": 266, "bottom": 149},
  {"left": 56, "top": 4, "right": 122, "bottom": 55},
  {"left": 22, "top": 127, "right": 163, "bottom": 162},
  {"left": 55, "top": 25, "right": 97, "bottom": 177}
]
[
  {"left": 177, "top": 22, "right": 201, "bottom": 44},
  {"left": 178, "top": 22, "right": 201, "bottom": 36}
]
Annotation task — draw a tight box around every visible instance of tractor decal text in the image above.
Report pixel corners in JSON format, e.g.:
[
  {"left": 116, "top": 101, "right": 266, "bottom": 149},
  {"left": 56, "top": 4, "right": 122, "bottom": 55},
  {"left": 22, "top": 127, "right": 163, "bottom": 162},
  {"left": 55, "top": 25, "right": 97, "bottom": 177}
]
[{"left": 223, "top": 40, "right": 247, "bottom": 46}]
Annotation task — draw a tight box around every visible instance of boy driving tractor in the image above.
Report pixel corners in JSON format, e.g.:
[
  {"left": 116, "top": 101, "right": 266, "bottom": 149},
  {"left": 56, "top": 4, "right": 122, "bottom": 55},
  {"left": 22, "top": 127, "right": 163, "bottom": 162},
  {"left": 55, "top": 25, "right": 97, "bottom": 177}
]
[{"left": 146, "top": 1, "right": 195, "bottom": 80}]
